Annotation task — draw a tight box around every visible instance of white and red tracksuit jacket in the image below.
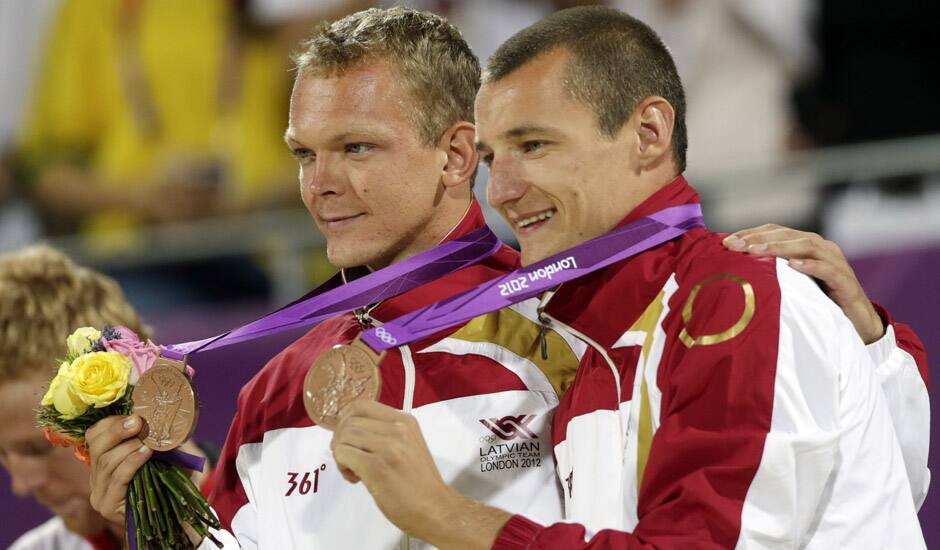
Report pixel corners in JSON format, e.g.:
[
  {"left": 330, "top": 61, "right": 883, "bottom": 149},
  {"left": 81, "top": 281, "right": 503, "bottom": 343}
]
[
  {"left": 199, "top": 195, "right": 927, "bottom": 549},
  {"left": 202, "top": 203, "right": 585, "bottom": 549},
  {"left": 493, "top": 177, "right": 930, "bottom": 550}
]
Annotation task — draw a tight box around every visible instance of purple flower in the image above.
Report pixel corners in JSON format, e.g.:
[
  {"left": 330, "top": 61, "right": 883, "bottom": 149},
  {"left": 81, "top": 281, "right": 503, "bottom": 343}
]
[{"left": 102, "top": 325, "right": 124, "bottom": 341}]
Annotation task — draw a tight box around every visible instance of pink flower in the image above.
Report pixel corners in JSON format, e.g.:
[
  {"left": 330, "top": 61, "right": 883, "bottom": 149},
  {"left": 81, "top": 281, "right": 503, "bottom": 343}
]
[
  {"left": 103, "top": 329, "right": 161, "bottom": 384},
  {"left": 112, "top": 325, "right": 140, "bottom": 342},
  {"left": 102, "top": 326, "right": 195, "bottom": 383}
]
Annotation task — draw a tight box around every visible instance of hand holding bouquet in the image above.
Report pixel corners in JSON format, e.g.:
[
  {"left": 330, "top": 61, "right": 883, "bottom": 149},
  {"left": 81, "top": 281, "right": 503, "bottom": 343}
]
[{"left": 37, "top": 326, "right": 221, "bottom": 549}]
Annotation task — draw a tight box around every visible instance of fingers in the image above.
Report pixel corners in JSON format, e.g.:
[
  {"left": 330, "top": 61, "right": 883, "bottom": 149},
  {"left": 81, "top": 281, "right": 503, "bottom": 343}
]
[
  {"left": 92, "top": 443, "right": 152, "bottom": 521},
  {"left": 742, "top": 237, "right": 829, "bottom": 260},
  {"left": 331, "top": 403, "right": 422, "bottom": 486},
  {"left": 332, "top": 417, "right": 397, "bottom": 454},
  {"left": 788, "top": 259, "right": 860, "bottom": 301},
  {"left": 727, "top": 223, "right": 783, "bottom": 241},
  {"left": 87, "top": 415, "right": 150, "bottom": 523},
  {"left": 333, "top": 444, "right": 372, "bottom": 485},
  {"left": 724, "top": 226, "right": 846, "bottom": 263},
  {"left": 339, "top": 399, "right": 404, "bottom": 422},
  {"left": 87, "top": 415, "right": 143, "bottom": 465}
]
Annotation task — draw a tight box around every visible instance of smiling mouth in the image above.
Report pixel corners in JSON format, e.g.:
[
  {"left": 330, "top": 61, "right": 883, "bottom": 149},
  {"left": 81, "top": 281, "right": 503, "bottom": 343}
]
[
  {"left": 516, "top": 208, "right": 557, "bottom": 230},
  {"left": 322, "top": 214, "right": 364, "bottom": 227}
]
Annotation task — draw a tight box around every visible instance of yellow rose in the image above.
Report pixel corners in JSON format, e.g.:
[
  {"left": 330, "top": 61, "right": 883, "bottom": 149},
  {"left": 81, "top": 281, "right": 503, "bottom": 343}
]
[
  {"left": 41, "top": 361, "right": 89, "bottom": 420},
  {"left": 66, "top": 327, "right": 102, "bottom": 357},
  {"left": 70, "top": 351, "right": 131, "bottom": 408}
]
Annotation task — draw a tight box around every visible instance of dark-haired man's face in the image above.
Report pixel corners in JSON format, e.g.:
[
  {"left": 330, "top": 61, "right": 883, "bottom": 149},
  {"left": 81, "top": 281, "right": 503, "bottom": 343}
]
[
  {"left": 476, "top": 50, "right": 646, "bottom": 266},
  {"left": 287, "top": 60, "right": 454, "bottom": 269}
]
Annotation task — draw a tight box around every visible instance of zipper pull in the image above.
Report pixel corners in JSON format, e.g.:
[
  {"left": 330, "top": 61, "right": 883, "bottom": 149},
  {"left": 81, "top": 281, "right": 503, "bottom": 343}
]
[
  {"left": 539, "top": 323, "right": 549, "bottom": 361},
  {"left": 354, "top": 307, "right": 374, "bottom": 329},
  {"left": 537, "top": 309, "right": 551, "bottom": 361}
]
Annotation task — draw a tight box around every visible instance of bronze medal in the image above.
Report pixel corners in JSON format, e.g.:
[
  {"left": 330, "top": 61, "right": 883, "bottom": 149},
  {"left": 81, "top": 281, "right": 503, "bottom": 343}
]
[
  {"left": 304, "top": 337, "right": 384, "bottom": 430},
  {"left": 131, "top": 358, "right": 198, "bottom": 451}
]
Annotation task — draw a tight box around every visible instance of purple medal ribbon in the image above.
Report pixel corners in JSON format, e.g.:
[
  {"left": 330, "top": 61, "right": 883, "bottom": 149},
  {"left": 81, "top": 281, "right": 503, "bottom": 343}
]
[
  {"left": 162, "top": 226, "right": 501, "bottom": 359},
  {"left": 360, "top": 204, "right": 704, "bottom": 352},
  {"left": 129, "top": 226, "right": 499, "bottom": 549}
]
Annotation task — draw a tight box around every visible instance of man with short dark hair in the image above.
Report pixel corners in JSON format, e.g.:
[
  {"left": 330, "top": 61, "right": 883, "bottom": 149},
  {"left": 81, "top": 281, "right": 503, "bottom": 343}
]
[
  {"left": 329, "top": 6, "right": 929, "bottom": 549},
  {"left": 86, "top": 8, "right": 579, "bottom": 549}
]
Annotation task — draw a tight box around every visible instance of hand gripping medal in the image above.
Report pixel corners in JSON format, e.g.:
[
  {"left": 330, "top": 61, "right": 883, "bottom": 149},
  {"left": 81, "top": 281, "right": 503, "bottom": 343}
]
[
  {"left": 303, "top": 336, "right": 384, "bottom": 429},
  {"left": 131, "top": 357, "right": 199, "bottom": 451}
]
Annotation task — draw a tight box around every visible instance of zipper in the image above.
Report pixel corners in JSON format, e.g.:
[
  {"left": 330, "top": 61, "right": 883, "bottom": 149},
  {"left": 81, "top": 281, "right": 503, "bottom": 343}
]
[
  {"left": 398, "top": 346, "right": 416, "bottom": 548},
  {"left": 540, "top": 312, "right": 626, "bottom": 445},
  {"left": 537, "top": 291, "right": 629, "bottom": 521},
  {"left": 399, "top": 345, "right": 416, "bottom": 413},
  {"left": 353, "top": 304, "right": 379, "bottom": 329},
  {"left": 360, "top": 309, "right": 416, "bottom": 548},
  {"left": 538, "top": 290, "right": 623, "bottom": 417}
]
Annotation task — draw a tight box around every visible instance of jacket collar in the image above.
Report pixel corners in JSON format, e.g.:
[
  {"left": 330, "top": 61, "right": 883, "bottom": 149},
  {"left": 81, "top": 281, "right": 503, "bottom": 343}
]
[
  {"left": 614, "top": 174, "right": 701, "bottom": 228},
  {"left": 540, "top": 175, "right": 703, "bottom": 342}
]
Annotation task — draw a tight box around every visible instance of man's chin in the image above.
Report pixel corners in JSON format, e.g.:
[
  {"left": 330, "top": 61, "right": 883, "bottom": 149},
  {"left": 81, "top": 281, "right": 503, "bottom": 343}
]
[
  {"left": 55, "top": 501, "right": 108, "bottom": 536},
  {"left": 327, "top": 246, "right": 385, "bottom": 271},
  {"left": 520, "top": 249, "right": 550, "bottom": 267}
]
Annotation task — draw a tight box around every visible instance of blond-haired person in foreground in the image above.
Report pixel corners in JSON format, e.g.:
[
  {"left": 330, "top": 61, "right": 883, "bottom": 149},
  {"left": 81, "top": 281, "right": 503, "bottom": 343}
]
[{"left": 0, "top": 245, "right": 147, "bottom": 550}]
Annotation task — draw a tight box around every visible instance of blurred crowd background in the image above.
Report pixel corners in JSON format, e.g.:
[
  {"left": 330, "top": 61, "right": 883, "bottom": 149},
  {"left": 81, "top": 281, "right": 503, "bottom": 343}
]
[{"left": 1, "top": 0, "right": 938, "bottom": 546}]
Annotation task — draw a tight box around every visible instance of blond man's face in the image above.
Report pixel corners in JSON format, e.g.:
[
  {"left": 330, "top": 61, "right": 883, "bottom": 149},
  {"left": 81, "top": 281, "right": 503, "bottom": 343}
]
[
  {"left": 0, "top": 375, "right": 108, "bottom": 536},
  {"left": 287, "top": 60, "right": 452, "bottom": 270}
]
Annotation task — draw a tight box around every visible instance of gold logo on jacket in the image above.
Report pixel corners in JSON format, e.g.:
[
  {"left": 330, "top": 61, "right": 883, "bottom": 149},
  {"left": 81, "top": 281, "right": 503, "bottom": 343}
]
[{"left": 679, "top": 274, "right": 755, "bottom": 347}]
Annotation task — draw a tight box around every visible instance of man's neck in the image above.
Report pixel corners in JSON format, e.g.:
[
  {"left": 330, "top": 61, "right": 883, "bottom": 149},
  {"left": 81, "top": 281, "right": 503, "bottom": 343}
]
[{"left": 368, "top": 195, "right": 475, "bottom": 271}]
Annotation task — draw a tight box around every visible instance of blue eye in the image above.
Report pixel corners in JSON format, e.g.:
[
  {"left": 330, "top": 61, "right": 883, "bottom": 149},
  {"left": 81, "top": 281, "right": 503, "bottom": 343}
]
[
  {"left": 292, "top": 148, "right": 314, "bottom": 162},
  {"left": 522, "top": 141, "right": 546, "bottom": 153},
  {"left": 346, "top": 143, "right": 374, "bottom": 154}
]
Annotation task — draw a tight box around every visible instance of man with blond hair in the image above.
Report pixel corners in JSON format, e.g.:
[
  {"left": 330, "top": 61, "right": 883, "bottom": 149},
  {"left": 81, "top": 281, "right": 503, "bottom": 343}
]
[
  {"left": 84, "top": 7, "right": 928, "bottom": 550},
  {"left": 88, "top": 8, "right": 577, "bottom": 548},
  {"left": 0, "top": 245, "right": 146, "bottom": 549}
]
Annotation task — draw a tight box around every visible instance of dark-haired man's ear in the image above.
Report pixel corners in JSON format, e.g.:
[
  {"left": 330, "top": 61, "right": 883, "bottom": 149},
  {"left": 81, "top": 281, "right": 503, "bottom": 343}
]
[
  {"left": 440, "top": 121, "right": 478, "bottom": 188},
  {"left": 635, "top": 96, "right": 675, "bottom": 170}
]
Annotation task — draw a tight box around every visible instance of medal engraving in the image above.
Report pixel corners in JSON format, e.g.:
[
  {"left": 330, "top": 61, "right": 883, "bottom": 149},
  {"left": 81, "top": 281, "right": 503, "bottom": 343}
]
[
  {"left": 304, "top": 338, "right": 383, "bottom": 430},
  {"left": 132, "top": 360, "right": 198, "bottom": 451}
]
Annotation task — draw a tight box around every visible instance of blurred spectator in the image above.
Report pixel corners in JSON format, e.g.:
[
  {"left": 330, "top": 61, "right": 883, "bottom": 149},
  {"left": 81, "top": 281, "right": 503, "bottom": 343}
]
[
  {"left": 14, "top": 0, "right": 322, "bottom": 310},
  {"left": 17, "top": 0, "right": 298, "bottom": 240}
]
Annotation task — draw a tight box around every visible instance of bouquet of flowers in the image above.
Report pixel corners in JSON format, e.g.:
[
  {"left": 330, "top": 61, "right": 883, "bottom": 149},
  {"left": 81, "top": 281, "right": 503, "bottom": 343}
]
[{"left": 37, "top": 326, "right": 221, "bottom": 549}]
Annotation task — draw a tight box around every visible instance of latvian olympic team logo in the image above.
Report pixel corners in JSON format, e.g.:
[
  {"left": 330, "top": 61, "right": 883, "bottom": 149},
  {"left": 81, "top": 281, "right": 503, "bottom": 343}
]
[{"left": 479, "top": 415, "right": 537, "bottom": 440}]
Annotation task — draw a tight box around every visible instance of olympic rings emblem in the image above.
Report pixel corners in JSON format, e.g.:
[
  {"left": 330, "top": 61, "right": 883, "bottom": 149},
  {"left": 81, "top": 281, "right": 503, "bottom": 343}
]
[{"left": 374, "top": 327, "right": 398, "bottom": 346}]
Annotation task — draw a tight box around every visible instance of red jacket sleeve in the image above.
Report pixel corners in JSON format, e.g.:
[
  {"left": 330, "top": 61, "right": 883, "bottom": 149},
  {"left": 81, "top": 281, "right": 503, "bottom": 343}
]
[
  {"left": 871, "top": 302, "right": 929, "bottom": 390},
  {"left": 494, "top": 264, "right": 783, "bottom": 549}
]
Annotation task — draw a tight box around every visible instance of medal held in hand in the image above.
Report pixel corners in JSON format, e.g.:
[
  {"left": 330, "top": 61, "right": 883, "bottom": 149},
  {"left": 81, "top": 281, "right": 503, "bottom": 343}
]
[
  {"left": 304, "top": 336, "right": 383, "bottom": 429},
  {"left": 132, "top": 358, "right": 199, "bottom": 451},
  {"left": 36, "top": 326, "right": 221, "bottom": 550}
]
